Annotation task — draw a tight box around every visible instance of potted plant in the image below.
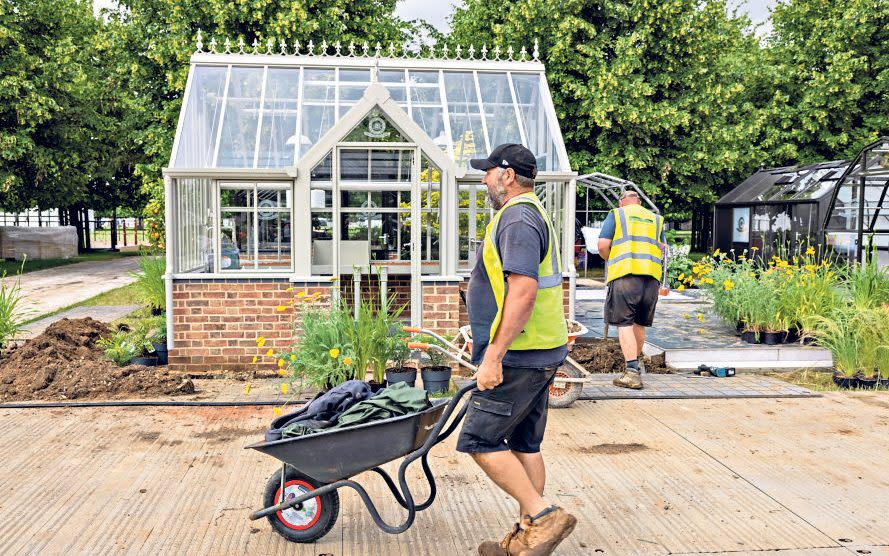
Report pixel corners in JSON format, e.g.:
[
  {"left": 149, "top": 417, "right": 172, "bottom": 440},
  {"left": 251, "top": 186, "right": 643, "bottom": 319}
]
[
  {"left": 130, "top": 252, "right": 166, "bottom": 315},
  {"left": 146, "top": 317, "right": 168, "bottom": 365},
  {"left": 415, "top": 334, "right": 452, "bottom": 395},
  {"left": 385, "top": 332, "right": 415, "bottom": 387},
  {"left": 289, "top": 303, "right": 355, "bottom": 389},
  {"left": 128, "top": 322, "right": 159, "bottom": 366},
  {"left": 97, "top": 330, "right": 139, "bottom": 367}
]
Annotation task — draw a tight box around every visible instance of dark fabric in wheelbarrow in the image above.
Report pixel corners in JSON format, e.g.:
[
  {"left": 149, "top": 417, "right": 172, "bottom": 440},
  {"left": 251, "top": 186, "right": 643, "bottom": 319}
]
[
  {"left": 281, "top": 382, "right": 431, "bottom": 438},
  {"left": 266, "top": 380, "right": 372, "bottom": 441}
]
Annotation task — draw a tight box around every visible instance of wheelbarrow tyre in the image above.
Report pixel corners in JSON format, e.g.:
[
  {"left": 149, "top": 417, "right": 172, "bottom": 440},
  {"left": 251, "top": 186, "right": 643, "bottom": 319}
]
[
  {"left": 262, "top": 466, "right": 339, "bottom": 543},
  {"left": 548, "top": 365, "right": 583, "bottom": 409}
]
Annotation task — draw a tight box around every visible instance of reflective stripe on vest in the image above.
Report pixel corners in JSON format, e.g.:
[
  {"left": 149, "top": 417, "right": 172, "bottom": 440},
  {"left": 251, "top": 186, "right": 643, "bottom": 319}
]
[
  {"left": 606, "top": 204, "right": 664, "bottom": 283},
  {"left": 481, "top": 192, "right": 568, "bottom": 351}
]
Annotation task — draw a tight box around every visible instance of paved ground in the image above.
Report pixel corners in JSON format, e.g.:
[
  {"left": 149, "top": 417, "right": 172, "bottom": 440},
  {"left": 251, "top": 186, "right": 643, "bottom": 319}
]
[
  {"left": 575, "top": 288, "right": 746, "bottom": 350},
  {"left": 14, "top": 257, "right": 141, "bottom": 319},
  {"left": 19, "top": 305, "right": 141, "bottom": 339},
  {"left": 1, "top": 390, "right": 887, "bottom": 555},
  {"left": 580, "top": 372, "right": 819, "bottom": 400}
]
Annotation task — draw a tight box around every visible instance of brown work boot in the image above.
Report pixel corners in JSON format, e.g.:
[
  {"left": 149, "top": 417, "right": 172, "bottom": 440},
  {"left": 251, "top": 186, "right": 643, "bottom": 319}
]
[
  {"left": 478, "top": 523, "right": 522, "bottom": 555},
  {"left": 613, "top": 368, "right": 643, "bottom": 389},
  {"left": 512, "top": 506, "right": 577, "bottom": 555}
]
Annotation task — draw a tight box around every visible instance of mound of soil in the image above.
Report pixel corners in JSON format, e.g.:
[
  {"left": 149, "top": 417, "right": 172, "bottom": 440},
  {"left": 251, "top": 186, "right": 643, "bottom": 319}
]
[
  {"left": 570, "top": 338, "right": 670, "bottom": 374},
  {"left": 0, "top": 318, "right": 194, "bottom": 402}
]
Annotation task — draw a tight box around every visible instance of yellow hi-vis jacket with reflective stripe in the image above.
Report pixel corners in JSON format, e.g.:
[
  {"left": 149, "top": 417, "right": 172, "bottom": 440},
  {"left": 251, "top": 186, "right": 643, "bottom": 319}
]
[
  {"left": 606, "top": 204, "right": 664, "bottom": 283},
  {"left": 481, "top": 192, "right": 568, "bottom": 351}
]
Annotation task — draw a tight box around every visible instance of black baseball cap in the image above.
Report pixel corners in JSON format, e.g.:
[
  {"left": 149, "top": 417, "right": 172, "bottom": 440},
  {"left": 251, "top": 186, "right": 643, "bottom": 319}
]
[{"left": 470, "top": 143, "right": 538, "bottom": 179}]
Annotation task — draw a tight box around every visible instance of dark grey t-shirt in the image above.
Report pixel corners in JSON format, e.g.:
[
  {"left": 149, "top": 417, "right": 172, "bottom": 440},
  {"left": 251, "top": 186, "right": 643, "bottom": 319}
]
[{"left": 467, "top": 204, "right": 569, "bottom": 368}]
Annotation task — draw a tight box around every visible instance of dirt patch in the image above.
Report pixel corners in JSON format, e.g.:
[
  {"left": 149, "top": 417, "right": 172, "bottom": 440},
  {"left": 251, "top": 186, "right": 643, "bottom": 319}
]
[
  {"left": 570, "top": 339, "right": 670, "bottom": 374},
  {"left": 194, "top": 426, "right": 256, "bottom": 442},
  {"left": 0, "top": 318, "right": 194, "bottom": 402},
  {"left": 578, "top": 442, "right": 649, "bottom": 455}
]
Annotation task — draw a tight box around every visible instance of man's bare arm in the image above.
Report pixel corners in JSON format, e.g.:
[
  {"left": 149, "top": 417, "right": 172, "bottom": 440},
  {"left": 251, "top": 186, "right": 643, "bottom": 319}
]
[{"left": 598, "top": 238, "right": 612, "bottom": 260}]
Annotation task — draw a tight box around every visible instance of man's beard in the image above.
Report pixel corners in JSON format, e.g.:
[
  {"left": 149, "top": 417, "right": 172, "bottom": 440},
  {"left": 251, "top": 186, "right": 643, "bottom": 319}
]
[{"left": 486, "top": 183, "right": 507, "bottom": 210}]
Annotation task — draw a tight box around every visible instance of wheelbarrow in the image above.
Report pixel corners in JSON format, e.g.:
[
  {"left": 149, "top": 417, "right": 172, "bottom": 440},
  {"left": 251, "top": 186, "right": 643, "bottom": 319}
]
[
  {"left": 246, "top": 334, "right": 477, "bottom": 543},
  {"left": 448, "top": 321, "right": 593, "bottom": 409}
]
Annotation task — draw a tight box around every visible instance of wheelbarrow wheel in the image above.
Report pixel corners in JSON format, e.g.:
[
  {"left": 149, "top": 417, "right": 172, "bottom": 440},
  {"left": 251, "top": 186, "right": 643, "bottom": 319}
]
[
  {"left": 262, "top": 466, "right": 339, "bottom": 543},
  {"left": 548, "top": 365, "right": 583, "bottom": 408}
]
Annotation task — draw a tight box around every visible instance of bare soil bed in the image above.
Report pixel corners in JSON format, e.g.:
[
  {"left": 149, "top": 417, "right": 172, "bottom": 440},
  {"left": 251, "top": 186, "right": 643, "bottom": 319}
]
[
  {"left": 570, "top": 338, "right": 670, "bottom": 374},
  {"left": 0, "top": 318, "right": 193, "bottom": 402}
]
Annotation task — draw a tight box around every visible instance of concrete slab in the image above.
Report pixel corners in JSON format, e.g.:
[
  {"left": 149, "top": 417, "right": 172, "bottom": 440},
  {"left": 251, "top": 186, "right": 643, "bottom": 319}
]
[
  {"left": 1, "top": 390, "right": 885, "bottom": 554},
  {"left": 14, "top": 256, "right": 141, "bottom": 319}
]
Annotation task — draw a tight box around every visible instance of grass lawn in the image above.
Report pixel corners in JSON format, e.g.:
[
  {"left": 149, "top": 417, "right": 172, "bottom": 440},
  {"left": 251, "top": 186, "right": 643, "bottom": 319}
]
[
  {"left": 23, "top": 282, "right": 150, "bottom": 326},
  {"left": 0, "top": 249, "right": 141, "bottom": 276}
]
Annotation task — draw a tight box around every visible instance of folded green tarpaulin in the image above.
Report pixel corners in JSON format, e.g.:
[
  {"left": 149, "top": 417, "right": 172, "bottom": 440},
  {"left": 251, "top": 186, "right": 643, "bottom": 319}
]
[
  {"left": 332, "top": 382, "right": 431, "bottom": 429},
  {"left": 281, "top": 382, "right": 431, "bottom": 438}
]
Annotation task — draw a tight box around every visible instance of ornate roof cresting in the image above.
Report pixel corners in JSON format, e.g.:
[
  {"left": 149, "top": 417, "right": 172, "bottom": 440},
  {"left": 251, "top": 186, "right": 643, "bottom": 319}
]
[{"left": 194, "top": 30, "right": 542, "bottom": 63}]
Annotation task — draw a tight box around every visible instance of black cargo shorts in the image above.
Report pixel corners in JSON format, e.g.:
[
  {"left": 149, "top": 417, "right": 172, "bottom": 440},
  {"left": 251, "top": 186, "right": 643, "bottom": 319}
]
[
  {"left": 456, "top": 365, "right": 557, "bottom": 454},
  {"left": 605, "top": 274, "right": 661, "bottom": 327}
]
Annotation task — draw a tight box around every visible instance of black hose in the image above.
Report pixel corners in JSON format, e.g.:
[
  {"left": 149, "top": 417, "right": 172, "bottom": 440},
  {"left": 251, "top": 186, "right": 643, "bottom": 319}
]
[{"left": 0, "top": 399, "right": 312, "bottom": 409}]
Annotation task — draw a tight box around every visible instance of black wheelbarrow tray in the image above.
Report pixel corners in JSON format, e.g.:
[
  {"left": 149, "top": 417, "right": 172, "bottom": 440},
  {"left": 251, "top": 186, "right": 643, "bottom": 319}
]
[{"left": 246, "top": 376, "right": 476, "bottom": 543}]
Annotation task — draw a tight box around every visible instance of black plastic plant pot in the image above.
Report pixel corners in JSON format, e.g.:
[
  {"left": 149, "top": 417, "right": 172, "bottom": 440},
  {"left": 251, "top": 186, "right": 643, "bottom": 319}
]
[
  {"left": 735, "top": 321, "right": 744, "bottom": 334},
  {"left": 131, "top": 355, "right": 158, "bottom": 367},
  {"left": 152, "top": 342, "right": 168, "bottom": 365},
  {"left": 421, "top": 366, "right": 452, "bottom": 395},
  {"left": 367, "top": 380, "right": 386, "bottom": 394},
  {"left": 762, "top": 331, "right": 785, "bottom": 345},
  {"left": 785, "top": 327, "right": 800, "bottom": 344},
  {"left": 856, "top": 375, "right": 878, "bottom": 390},
  {"left": 385, "top": 367, "right": 417, "bottom": 388},
  {"left": 879, "top": 377, "right": 889, "bottom": 389},
  {"left": 150, "top": 306, "right": 164, "bottom": 317},
  {"left": 740, "top": 330, "right": 759, "bottom": 344},
  {"left": 831, "top": 371, "right": 858, "bottom": 389}
]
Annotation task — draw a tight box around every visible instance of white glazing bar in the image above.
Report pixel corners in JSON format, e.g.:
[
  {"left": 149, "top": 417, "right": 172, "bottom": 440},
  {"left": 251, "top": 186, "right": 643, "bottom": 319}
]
[
  {"left": 252, "top": 66, "right": 269, "bottom": 168},
  {"left": 332, "top": 147, "right": 341, "bottom": 285},
  {"left": 469, "top": 182, "right": 477, "bottom": 267},
  {"left": 211, "top": 65, "right": 232, "bottom": 168},
  {"left": 410, "top": 147, "right": 422, "bottom": 326},
  {"left": 538, "top": 72, "right": 571, "bottom": 171},
  {"left": 472, "top": 71, "right": 491, "bottom": 154},
  {"left": 506, "top": 72, "right": 528, "bottom": 147},
  {"left": 404, "top": 69, "right": 413, "bottom": 118},
  {"left": 169, "top": 64, "right": 196, "bottom": 167},
  {"left": 214, "top": 179, "right": 222, "bottom": 276},
  {"left": 292, "top": 67, "right": 304, "bottom": 161},
  {"left": 438, "top": 70, "right": 455, "bottom": 161},
  {"left": 164, "top": 175, "right": 175, "bottom": 349}
]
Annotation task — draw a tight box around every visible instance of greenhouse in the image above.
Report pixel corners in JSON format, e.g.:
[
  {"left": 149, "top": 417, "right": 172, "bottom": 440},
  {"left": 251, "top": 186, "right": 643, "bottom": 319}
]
[
  {"left": 824, "top": 136, "right": 889, "bottom": 265},
  {"left": 713, "top": 159, "right": 848, "bottom": 257},
  {"left": 162, "top": 37, "right": 576, "bottom": 371}
]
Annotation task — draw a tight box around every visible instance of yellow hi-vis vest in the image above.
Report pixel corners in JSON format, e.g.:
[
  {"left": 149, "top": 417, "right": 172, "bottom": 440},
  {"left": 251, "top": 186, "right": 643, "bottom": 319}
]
[
  {"left": 606, "top": 203, "right": 664, "bottom": 283},
  {"left": 481, "top": 192, "right": 569, "bottom": 351}
]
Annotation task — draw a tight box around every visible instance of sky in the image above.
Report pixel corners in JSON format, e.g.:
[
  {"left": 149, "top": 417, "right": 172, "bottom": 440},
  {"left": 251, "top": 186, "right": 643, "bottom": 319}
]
[{"left": 94, "top": 0, "right": 780, "bottom": 34}]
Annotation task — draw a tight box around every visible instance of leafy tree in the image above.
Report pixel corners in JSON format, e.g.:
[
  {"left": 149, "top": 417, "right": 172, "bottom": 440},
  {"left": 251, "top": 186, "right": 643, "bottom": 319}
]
[
  {"left": 102, "top": 0, "right": 416, "bottom": 248},
  {"left": 450, "top": 0, "right": 768, "bottom": 220},
  {"left": 762, "top": 0, "right": 889, "bottom": 164},
  {"left": 0, "top": 0, "right": 144, "bottom": 249}
]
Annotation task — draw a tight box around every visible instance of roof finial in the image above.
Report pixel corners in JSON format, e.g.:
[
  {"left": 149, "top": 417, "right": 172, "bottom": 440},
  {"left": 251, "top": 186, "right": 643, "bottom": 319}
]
[
  {"left": 237, "top": 37, "right": 246, "bottom": 54},
  {"left": 493, "top": 45, "right": 501, "bottom": 61},
  {"left": 442, "top": 43, "right": 449, "bottom": 59},
  {"left": 279, "top": 39, "right": 287, "bottom": 55},
  {"left": 307, "top": 40, "right": 315, "bottom": 56},
  {"left": 519, "top": 45, "right": 527, "bottom": 61},
  {"left": 320, "top": 39, "right": 329, "bottom": 55},
  {"left": 209, "top": 37, "right": 218, "bottom": 54},
  {"left": 334, "top": 41, "right": 342, "bottom": 56},
  {"left": 533, "top": 38, "right": 540, "bottom": 61},
  {"left": 293, "top": 39, "right": 302, "bottom": 55},
  {"left": 468, "top": 44, "right": 476, "bottom": 59},
  {"left": 195, "top": 30, "right": 204, "bottom": 53},
  {"left": 348, "top": 41, "right": 356, "bottom": 57},
  {"left": 374, "top": 42, "right": 382, "bottom": 57},
  {"left": 455, "top": 44, "right": 463, "bottom": 60},
  {"left": 223, "top": 37, "right": 232, "bottom": 54},
  {"left": 265, "top": 38, "right": 274, "bottom": 55},
  {"left": 251, "top": 38, "right": 259, "bottom": 54},
  {"left": 362, "top": 41, "right": 370, "bottom": 57},
  {"left": 388, "top": 42, "right": 396, "bottom": 57},
  {"left": 481, "top": 44, "right": 488, "bottom": 60},
  {"left": 507, "top": 45, "right": 514, "bottom": 61}
]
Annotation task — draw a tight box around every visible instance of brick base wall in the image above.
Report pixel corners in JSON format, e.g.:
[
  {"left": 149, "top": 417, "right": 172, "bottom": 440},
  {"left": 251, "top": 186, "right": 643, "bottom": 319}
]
[
  {"left": 169, "top": 279, "right": 331, "bottom": 373},
  {"left": 169, "top": 276, "right": 572, "bottom": 373}
]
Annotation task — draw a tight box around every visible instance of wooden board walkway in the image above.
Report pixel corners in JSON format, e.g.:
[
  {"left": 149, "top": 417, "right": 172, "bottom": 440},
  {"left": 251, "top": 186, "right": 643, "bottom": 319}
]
[{"left": 0, "top": 393, "right": 887, "bottom": 555}]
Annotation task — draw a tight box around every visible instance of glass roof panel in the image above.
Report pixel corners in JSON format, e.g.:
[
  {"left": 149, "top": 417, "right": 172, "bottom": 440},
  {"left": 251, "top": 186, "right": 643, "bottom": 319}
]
[{"left": 172, "top": 62, "right": 569, "bottom": 172}]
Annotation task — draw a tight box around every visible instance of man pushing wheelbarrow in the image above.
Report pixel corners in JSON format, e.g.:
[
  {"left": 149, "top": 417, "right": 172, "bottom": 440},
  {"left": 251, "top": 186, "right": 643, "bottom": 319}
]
[{"left": 462, "top": 144, "right": 577, "bottom": 555}]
